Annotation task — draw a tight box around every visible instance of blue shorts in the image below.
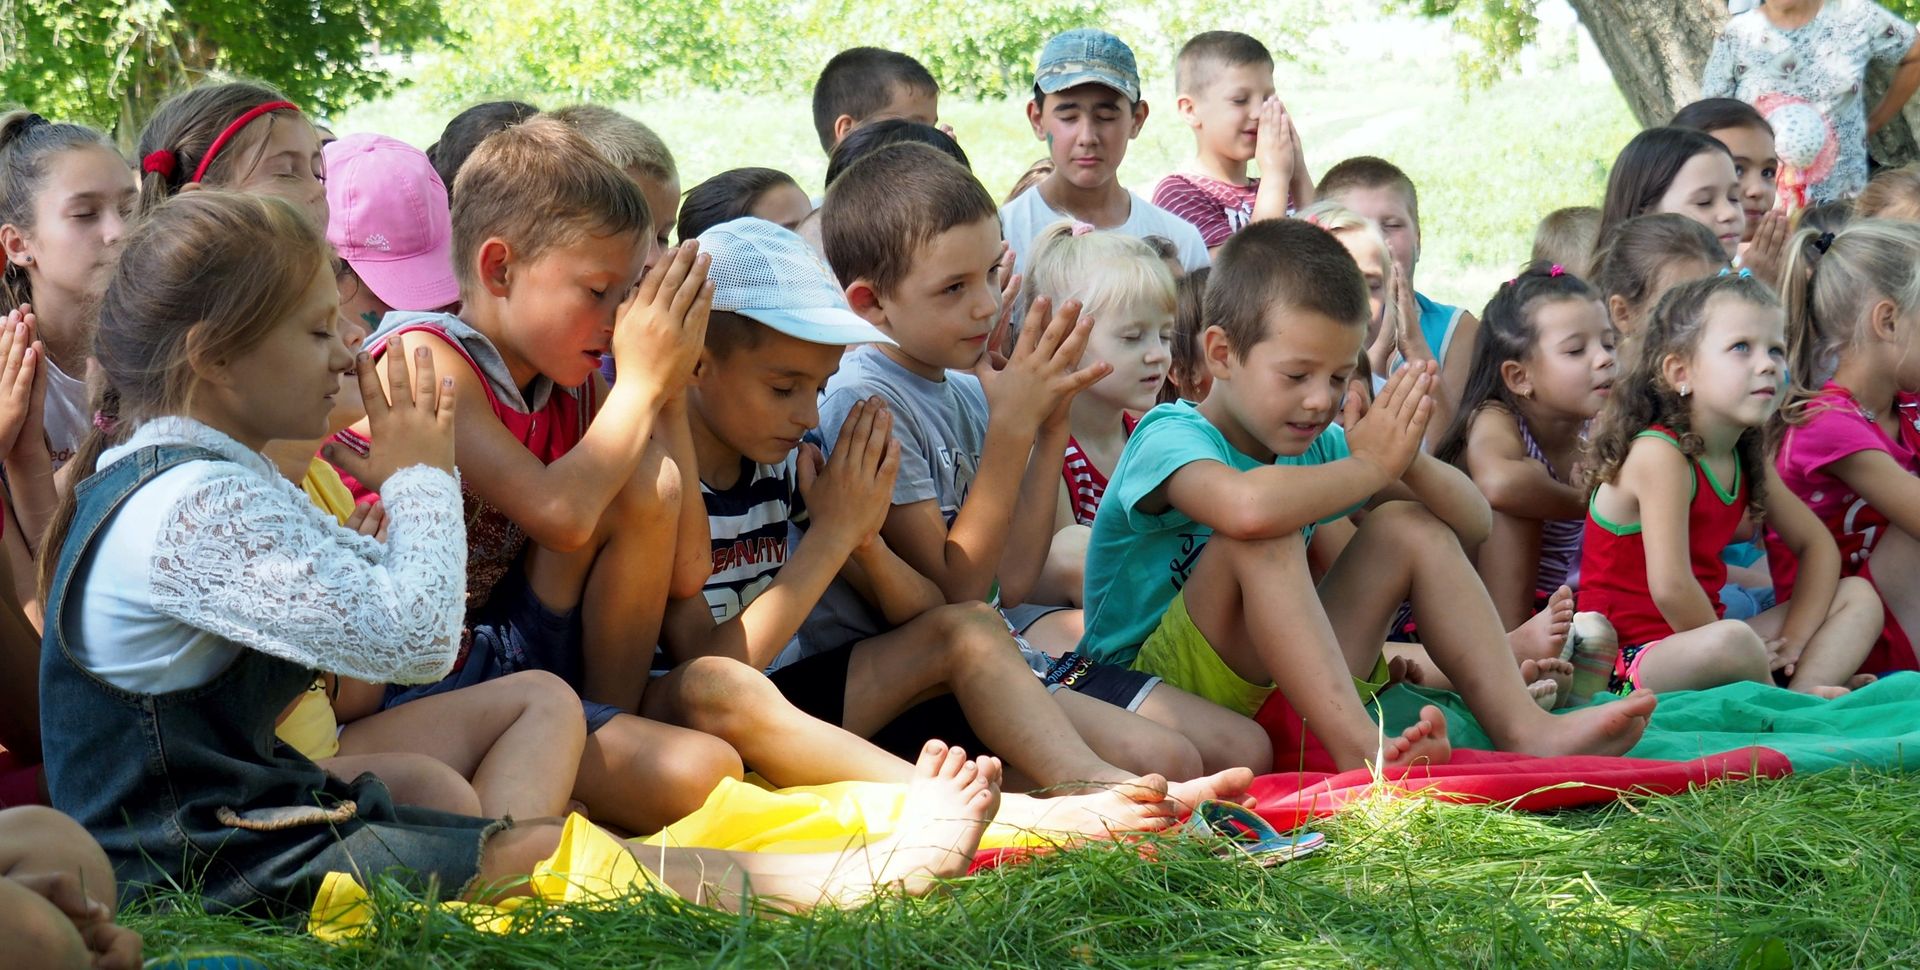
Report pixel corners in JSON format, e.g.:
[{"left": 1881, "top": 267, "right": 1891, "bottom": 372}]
[{"left": 383, "top": 566, "right": 620, "bottom": 733}]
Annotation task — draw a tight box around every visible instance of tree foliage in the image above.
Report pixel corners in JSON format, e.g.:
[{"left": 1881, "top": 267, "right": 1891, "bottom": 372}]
[{"left": 0, "top": 0, "right": 445, "bottom": 139}]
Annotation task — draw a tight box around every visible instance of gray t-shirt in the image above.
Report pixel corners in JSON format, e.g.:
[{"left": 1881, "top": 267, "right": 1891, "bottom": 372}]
[{"left": 797, "top": 344, "right": 989, "bottom": 654}]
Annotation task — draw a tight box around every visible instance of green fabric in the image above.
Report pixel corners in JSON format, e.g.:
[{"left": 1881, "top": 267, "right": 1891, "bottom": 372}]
[{"left": 1374, "top": 672, "right": 1920, "bottom": 774}]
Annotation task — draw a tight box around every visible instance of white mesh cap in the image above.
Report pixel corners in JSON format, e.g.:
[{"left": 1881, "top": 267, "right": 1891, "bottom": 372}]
[{"left": 697, "top": 217, "right": 895, "bottom": 347}]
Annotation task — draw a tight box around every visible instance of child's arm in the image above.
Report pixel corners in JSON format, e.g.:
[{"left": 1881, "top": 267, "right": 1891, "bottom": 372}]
[
  {"left": 371, "top": 247, "right": 711, "bottom": 554},
  {"left": 1431, "top": 312, "right": 1477, "bottom": 446},
  {"left": 1626, "top": 439, "right": 1723, "bottom": 633},
  {"left": 839, "top": 535, "right": 946, "bottom": 626},
  {"left": 1375, "top": 452, "right": 1492, "bottom": 545},
  {"left": 1830, "top": 448, "right": 1920, "bottom": 540},
  {"left": 1251, "top": 97, "right": 1309, "bottom": 222},
  {"left": 882, "top": 299, "right": 1108, "bottom": 603},
  {"left": 660, "top": 400, "right": 901, "bottom": 669},
  {"left": 659, "top": 392, "right": 713, "bottom": 600},
  {"left": 1760, "top": 465, "right": 1846, "bottom": 672},
  {"left": 1462, "top": 408, "right": 1588, "bottom": 521},
  {"left": 998, "top": 418, "right": 1074, "bottom": 606},
  {"left": 1161, "top": 364, "right": 1431, "bottom": 539}
]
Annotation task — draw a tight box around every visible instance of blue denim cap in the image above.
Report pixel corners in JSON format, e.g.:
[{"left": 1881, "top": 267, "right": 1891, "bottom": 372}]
[{"left": 1035, "top": 28, "right": 1141, "bottom": 103}]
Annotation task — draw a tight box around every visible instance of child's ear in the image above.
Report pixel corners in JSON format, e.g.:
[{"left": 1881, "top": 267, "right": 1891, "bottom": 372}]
[
  {"left": 476, "top": 238, "right": 513, "bottom": 299},
  {"left": 1026, "top": 100, "right": 1046, "bottom": 139},
  {"left": 0, "top": 225, "right": 29, "bottom": 268},
  {"left": 182, "top": 321, "right": 235, "bottom": 390},
  {"left": 845, "top": 280, "right": 888, "bottom": 327},
  {"left": 1659, "top": 352, "right": 1691, "bottom": 396},
  {"left": 831, "top": 114, "right": 859, "bottom": 149},
  {"left": 1499, "top": 359, "right": 1532, "bottom": 398},
  {"left": 1606, "top": 294, "right": 1634, "bottom": 333},
  {"left": 1175, "top": 93, "right": 1198, "bottom": 127},
  {"left": 1201, "top": 324, "right": 1235, "bottom": 380},
  {"left": 1129, "top": 101, "right": 1149, "bottom": 139},
  {"left": 1870, "top": 298, "right": 1901, "bottom": 341}
]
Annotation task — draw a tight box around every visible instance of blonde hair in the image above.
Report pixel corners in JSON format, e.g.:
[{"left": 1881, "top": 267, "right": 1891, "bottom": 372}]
[
  {"left": 1530, "top": 206, "right": 1602, "bottom": 279},
  {"left": 1020, "top": 221, "right": 1176, "bottom": 332},
  {"left": 41, "top": 191, "right": 330, "bottom": 594},
  {"left": 1295, "top": 199, "right": 1390, "bottom": 276},
  {"left": 548, "top": 104, "right": 677, "bottom": 185},
  {"left": 1780, "top": 218, "right": 1920, "bottom": 413},
  {"left": 1856, "top": 164, "right": 1920, "bottom": 221}
]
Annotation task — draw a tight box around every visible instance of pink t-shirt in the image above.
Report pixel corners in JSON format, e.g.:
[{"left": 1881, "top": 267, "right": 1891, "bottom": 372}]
[
  {"left": 1767, "top": 383, "right": 1920, "bottom": 599},
  {"left": 1152, "top": 173, "right": 1261, "bottom": 249}
]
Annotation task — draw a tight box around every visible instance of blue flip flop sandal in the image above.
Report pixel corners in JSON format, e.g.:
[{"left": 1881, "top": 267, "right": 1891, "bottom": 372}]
[{"left": 1182, "top": 799, "right": 1327, "bottom": 867}]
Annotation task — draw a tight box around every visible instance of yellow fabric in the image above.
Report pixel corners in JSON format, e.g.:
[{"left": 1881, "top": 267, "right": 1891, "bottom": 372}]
[
  {"left": 1132, "top": 592, "right": 1275, "bottom": 716},
  {"left": 276, "top": 683, "right": 341, "bottom": 760},
  {"left": 310, "top": 813, "right": 675, "bottom": 940},
  {"left": 1355, "top": 653, "right": 1393, "bottom": 706},
  {"left": 302, "top": 458, "right": 357, "bottom": 525}
]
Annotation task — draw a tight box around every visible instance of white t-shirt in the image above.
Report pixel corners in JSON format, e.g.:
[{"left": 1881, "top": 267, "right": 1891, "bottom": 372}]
[
  {"left": 999, "top": 187, "right": 1211, "bottom": 281},
  {"left": 42, "top": 356, "right": 88, "bottom": 471}
]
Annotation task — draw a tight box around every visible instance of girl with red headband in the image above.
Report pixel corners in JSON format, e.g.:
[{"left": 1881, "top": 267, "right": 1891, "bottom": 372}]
[{"left": 134, "top": 82, "right": 324, "bottom": 227}]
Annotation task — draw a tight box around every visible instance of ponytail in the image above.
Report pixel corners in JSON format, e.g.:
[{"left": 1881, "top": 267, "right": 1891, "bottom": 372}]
[
  {"left": 1779, "top": 225, "right": 1826, "bottom": 403},
  {"left": 133, "top": 81, "right": 302, "bottom": 218},
  {"left": 1779, "top": 218, "right": 1920, "bottom": 425}
]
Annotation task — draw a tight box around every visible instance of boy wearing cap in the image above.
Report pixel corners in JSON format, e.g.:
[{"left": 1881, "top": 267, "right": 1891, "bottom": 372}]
[
  {"left": 663, "top": 217, "right": 1202, "bottom": 791},
  {"left": 1000, "top": 28, "right": 1209, "bottom": 282}
]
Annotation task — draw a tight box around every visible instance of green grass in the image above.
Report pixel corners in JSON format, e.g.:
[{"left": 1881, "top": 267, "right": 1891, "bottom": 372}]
[
  {"left": 332, "top": 18, "right": 1638, "bottom": 312},
  {"left": 132, "top": 769, "right": 1920, "bottom": 968}
]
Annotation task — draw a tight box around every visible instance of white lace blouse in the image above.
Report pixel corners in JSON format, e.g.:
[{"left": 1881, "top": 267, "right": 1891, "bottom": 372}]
[{"left": 67, "top": 417, "right": 467, "bottom": 693}]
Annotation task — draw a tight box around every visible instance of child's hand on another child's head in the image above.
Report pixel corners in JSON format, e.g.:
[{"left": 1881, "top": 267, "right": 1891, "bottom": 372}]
[
  {"left": 613, "top": 242, "right": 714, "bottom": 401},
  {"left": 797, "top": 398, "right": 900, "bottom": 553},
  {"left": 1743, "top": 208, "right": 1791, "bottom": 291},
  {"left": 324, "top": 335, "right": 457, "bottom": 492},
  {"left": 0, "top": 309, "right": 41, "bottom": 457},
  {"left": 978, "top": 296, "right": 1111, "bottom": 434},
  {"left": 1346, "top": 361, "right": 1433, "bottom": 487}
]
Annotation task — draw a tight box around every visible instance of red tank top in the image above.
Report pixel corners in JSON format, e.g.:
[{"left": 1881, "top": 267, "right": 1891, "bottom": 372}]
[
  {"left": 1061, "top": 413, "right": 1138, "bottom": 527},
  {"left": 329, "top": 321, "right": 597, "bottom": 666},
  {"left": 1576, "top": 427, "right": 1748, "bottom": 672}
]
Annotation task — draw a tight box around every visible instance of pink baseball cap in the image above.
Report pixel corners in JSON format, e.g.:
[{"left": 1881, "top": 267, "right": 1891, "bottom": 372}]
[{"left": 323, "top": 133, "right": 459, "bottom": 311}]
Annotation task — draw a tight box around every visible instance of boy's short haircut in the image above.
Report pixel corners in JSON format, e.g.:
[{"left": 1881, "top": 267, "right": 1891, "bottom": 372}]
[
  {"left": 1317, "top": 156, "right": 1420, "bottom": 227},
  {"left": 824, "top": 119, "right": 969, "bottom": 189},
  {"left": 811, "top": 47, "right": 939, "bottom": 154},
  {"left": 702, "top": 308, "right": 768, "bottom": 359},
  {"left": 548, "top": 103, "right": 678, "bottom": 184},
  {"left": 449, "top": 116, "right": 652, "bottom": 294},
  {"left": 427, "top": 100, "right": 540, "bottom": 200},
  {"left": 1207, "top": 219, "right": 1369, "bottom": 359},
  {"left": 821, "top": 142, "right": 996, "bottom": 297},
  {"left": 1175, "top": 31, "right": 1274, "bottom": 96},
  {"left": 1530, "top": 205, "right": 1603, "bottom": 277}
]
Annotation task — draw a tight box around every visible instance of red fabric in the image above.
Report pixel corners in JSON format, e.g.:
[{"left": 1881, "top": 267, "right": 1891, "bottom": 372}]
[
  {"left": 1061, "top": 413, "right": 1138, "bottom": 527},
  {"left": 1858, "top": 556, "right": 1919, "bottom": 673},
  {"left": 0, "top": 749, "right": 46, "bottom": 808},
  {"left": 1578, "top": 427, "right": 1746, "bottom": 671}
]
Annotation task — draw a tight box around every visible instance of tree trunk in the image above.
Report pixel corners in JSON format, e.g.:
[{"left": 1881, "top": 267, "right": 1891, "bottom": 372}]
[{"left": 1565, "top": 0, "right": 1920, "bottom": 167}]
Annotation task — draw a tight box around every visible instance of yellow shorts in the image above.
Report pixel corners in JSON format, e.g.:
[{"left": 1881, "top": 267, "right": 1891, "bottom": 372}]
[{"left": 1132, "top": 593, "right": 1396, "bottom": 717}]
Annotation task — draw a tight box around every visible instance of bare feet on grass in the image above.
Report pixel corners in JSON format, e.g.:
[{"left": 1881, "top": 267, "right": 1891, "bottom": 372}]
[
  {"left": 849, "top": 740, "right": 1001, "bottom": 900},
  {"left": 1377, "top": 704, "right": 1452, "bottom": 770},
  {"left": 998, "top": 766, "right": 1258, "bottom": 839},
  {"left": 1507, "top": 586, "right": 1574, "bottom": 662},
  {"left": 1520, "top": 657, "right": 1575, "bottom": 710}
]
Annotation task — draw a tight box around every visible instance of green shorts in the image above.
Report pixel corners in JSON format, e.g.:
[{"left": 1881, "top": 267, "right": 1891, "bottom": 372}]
[{"left": 1132, "top": 593, "right": 1395, "bottom": 717}]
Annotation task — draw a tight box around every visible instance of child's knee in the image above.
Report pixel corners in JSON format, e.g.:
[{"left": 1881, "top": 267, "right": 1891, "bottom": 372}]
[
  {"left": 1202, "top": 717, "right": 1274, "bottom": 776},
  {"left": 671, "top": 656, "right": 783, "bottom": 731},
  {"left": 926, "top": 602, "right": 1016, "bottom": 662},
  {"left": 0, "top": 878, "right": 90, "bottom": 970},
  {"left": 1702, "top": 621, "right": 1771, "bottom": 674},
  {"left": 651, "top": 731, "right": 745, "bottom": 800},
  {"left": 1119, "top": 728, "right": 1206, "bottom": 782},
  {"left": 1363, "top": 501, "right": 1456, "bottom": 548},
  {"left": 504, "top": 671, "right": 590, "bottom": 748},
  {"left": 1832, "top": 576, "right": 1884, "bottom": 619},
  {"left": 1206, "top": 530, "right": 1308, "bottom": 574},
  {"left": 385, "top": 756, "right": 482, "bottom": 817}
]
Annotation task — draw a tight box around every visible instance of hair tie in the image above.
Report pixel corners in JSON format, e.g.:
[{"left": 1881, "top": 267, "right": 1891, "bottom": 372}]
[
  {"left": 188, "top": 100, "right": 299, "bottom": 184},
  {"left": 1070, "top": 221, "right": 1096, "bottom": 237},
  {"left": 1548, "top": 264, "right": 1565, "bottom": 277},
  {"left": 1813, "top": 231, "right": 1835, "bottom": 254},
  {"left": 140, "top": 150, "right": 177, "bottom": 180},
  {"left": 92, "top": 410, "right": 117, "bottom": 434},
  {"left": 1718, "top": 266, "right": 1753, "bottom": 279}
]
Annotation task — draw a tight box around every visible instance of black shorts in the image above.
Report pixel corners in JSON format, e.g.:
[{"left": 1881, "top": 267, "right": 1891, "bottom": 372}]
[
  {"left": 767, "top": 646, "right": 989, "bottom": 761},
  {"left": 1039, "top": 652, "right": 1160, "bottom": 712}
]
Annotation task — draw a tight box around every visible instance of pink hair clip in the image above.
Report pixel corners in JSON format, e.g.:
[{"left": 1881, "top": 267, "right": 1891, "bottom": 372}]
[
  {"left": 92, "top": 410, "right": 117, "bottom": 434},
  {"left": 1549, "top": 264, "right": 1565, "bottom": 277},
  {"left": 1070, "top": 221, "right": 1096, "bottom": 237}
]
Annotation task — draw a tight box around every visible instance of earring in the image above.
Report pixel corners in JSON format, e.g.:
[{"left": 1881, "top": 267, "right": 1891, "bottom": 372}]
[
  {"left": 19, "top": 256, "right": 29, "bottom": 264},
  {"left": 1678, "top": 383, "right": 1691, "bottom": 397}
]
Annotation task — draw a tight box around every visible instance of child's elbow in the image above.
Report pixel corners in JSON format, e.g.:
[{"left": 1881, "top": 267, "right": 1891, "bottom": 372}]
[{"left": 1456, "top": 504, "right": 1493, "bottom": 546}]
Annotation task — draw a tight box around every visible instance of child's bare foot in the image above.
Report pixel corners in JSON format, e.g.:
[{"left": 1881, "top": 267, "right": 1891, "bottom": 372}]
[
  {"left": 997, "top": 775, "right": 1180, "bottom": 839},
  {"left": 1846, "top": 674, "right": 1878, "bottom": 690},
  {"left": 1511, "top": 692, "right": 1657, "bottom": 758},
  {"left": 853, "top": 741, "right": 1001, "bottom": 899},
  {"left": 1379, "top": 705, "right": 1451, "bottom": 769},
  {"left": 1507, "top": 586, "right": 1574, "bottom": 663},
  {"left": 1164, "top": 767, "right": 1258, "bottom": 811},
  {"left": 1524, "top": 677, "right": 1560, "bottom": 711},
  {"left": 1520, "top": 657, "right": 1575, "bottom": 710},
  {"left": 1799, "top": 684, "right": 1852, "bottom": 700}
]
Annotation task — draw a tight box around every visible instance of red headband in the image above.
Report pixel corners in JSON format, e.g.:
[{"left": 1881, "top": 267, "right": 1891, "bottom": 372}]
[{"left": 187, "top": 100, "right": 299, "bottom": 184}]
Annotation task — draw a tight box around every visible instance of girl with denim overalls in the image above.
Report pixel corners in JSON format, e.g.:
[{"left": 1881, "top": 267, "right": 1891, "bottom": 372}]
[{"left": 39, "top": 189, "right": 1003, "bottom": 921}]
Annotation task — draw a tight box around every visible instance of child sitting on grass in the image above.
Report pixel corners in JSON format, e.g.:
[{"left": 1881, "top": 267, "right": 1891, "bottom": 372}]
[
  {"left": 1002, "top": 29, "right": 1208, "bottom": 285},
  {"left": 1771, "top": 218, "right": 1920, "bottom": 674},
  {"left": 1434, "top": 265, "right": 1616, "bottom": 643},
  {"left": 664, "top": 216, "right": 1251, "bottom": 824},
  {"left": 1080, "top": 219, "right": 1660, "bottom": 771},
  {"left": 74, "top": 189, "right": 1004, "bottom": 920},
  {"left": 1155, "top": 31, "right": 1313, "bottom": 254},
  {"left": 811, "top": 142, "right": 1272, "bottom": 777},
  {"left": 1580, "top": 273, "right": 1883, "bottom": 696}
]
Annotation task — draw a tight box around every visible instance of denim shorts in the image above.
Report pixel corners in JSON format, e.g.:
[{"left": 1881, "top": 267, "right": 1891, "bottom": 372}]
[{"left": 383, "top": 566, "right": 620, "bottom": 733}]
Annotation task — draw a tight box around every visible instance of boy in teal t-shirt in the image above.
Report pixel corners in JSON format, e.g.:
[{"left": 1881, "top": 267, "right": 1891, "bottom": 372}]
[{"left": 1076, "top": 220, "right": 1658, "bottom": 773}]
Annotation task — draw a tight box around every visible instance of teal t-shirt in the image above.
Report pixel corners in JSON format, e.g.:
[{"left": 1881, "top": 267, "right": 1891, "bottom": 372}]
[{"left": 1078, "top": 401, "right": 1354, "bottom": 666}]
